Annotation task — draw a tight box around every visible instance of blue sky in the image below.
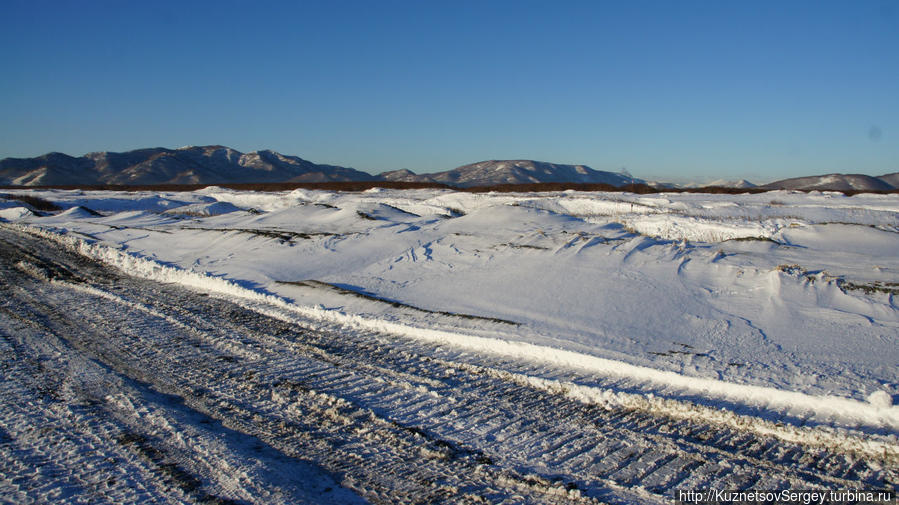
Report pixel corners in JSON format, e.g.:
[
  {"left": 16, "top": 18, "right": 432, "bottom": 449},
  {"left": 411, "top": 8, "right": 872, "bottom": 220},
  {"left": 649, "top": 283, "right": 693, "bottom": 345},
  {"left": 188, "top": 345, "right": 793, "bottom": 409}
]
[{"left": 2, "top": 1, "right": 897, "bottom": 182}]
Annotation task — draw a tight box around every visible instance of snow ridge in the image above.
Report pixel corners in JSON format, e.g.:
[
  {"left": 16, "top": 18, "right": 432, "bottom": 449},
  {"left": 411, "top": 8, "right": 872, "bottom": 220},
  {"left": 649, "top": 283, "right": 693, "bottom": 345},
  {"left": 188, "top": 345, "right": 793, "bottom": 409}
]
[{"left": 14, "top": 224, "right": 899, "bottom": 458}]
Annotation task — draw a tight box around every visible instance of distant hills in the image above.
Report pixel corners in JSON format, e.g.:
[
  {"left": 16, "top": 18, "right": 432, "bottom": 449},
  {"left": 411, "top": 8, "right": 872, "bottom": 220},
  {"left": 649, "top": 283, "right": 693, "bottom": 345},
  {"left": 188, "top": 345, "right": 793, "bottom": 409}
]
[
  {"left": 0, "top": 146, "right": 376, "bottom": 186},
  {"left": 656, "top": 174, "right": 899, "bottom": 191},
  {"left": 1, "top": 145, "right": 896, "bottom": 191},
  {"left": 0, "top": 146, "right": 640, "bottom": 189},
  {"left": 759, "top": 173, "right": 899, "bottom": 192},
  {"left": 381, "top": 160, "right": 642, "bottom": 187},
  {"left": 677, "top": 179, "right": 757, "bottom": 190}
]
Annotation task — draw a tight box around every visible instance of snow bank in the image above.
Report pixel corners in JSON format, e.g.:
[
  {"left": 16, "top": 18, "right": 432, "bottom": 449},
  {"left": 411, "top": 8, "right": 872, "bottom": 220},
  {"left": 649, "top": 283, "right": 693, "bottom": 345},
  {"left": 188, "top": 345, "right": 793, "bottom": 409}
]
[
  {"left": 14, "top": 224, "right": 899, "bottom": 456},
  {"left": 6, "top": 188, "right": 898, "bottom": 448},
  {"left": 0, "top": 207, "right": 34, "bottom": 221},
  {"left": 615, "top": 214, "right": 784, "bottom": 242},
  {"left": 56, "top": 206, "right": 101, "bottom": 219},
  {"left": 519, "top": 197, "right": 660, "bottom": 217},
  {"left": 163, "top": 201, "right": 244, "bottom": 216}
]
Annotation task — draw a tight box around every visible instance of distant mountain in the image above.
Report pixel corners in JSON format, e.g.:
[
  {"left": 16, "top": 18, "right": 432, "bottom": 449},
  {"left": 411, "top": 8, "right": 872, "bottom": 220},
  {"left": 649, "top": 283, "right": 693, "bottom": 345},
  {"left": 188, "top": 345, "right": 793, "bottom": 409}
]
[
  {"left": 762, "top": 173, "right": 895, "bottom": 192},
  {"left": 877, "top": 172, "right": 899, "bottom": 188},
  {"left": 7, "top": 146, "right": 893, "bottom": 192},
  {"left": 0, "top": 145, "right": 376, "bottom": 186},
  {"left": 675, "top": 179, "right": 758, "bottom": 189},
  {"left": 2, "top": 149, "right": 639, "bottom": 188},
  {"left": 0, "top": 152, "right": 99, "bottom": 186},
  {"left": 379, "top": 168, "right": 435, "bottom": 183},
  {"left": 702, "top": 179, "right": 757, "bottom": 189},
  {"left": 379, "top": 160, "right": 641, "bottom": 187}
]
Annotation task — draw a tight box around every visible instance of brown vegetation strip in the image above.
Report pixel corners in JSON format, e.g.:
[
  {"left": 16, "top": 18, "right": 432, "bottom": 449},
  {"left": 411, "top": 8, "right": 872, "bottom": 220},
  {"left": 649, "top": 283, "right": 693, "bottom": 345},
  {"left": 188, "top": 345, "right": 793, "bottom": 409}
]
[
  {"left": 838, "top": 280, "right": 899, "bottom": 296},
  {"left": 0, "top": 193, "right": 62, "bottom": 211}
]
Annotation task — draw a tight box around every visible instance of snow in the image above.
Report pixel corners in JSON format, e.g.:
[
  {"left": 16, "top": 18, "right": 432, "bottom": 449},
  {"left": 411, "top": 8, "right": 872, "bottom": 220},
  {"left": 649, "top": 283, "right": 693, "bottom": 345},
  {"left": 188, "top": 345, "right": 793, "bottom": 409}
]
[
  {"left": 0, "top": 206, "right": 34, "bottom": 221},
  {"left": 869, "top": 390, "right": 894, "bottom": 408},
  {"left": 5, "top": 187, "right": 899, "bottom": 436},
  {"left": 162, "top": 201, "right": 244, "bottom": 216}
]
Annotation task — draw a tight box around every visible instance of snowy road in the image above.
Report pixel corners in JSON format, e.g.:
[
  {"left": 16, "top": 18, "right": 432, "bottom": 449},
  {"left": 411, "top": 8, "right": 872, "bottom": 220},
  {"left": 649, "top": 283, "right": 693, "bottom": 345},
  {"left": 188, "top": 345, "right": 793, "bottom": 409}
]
[{"left": 0, "top": 227, "right": 895, "bottom": 504}]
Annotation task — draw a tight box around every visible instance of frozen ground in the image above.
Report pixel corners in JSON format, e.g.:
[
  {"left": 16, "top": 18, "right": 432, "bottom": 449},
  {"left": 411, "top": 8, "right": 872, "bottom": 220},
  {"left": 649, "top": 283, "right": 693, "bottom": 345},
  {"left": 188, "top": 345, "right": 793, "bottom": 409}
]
[
  {"left": 4, "top": 188, "right": 898, "bottom": 409},
  {"left": 1, "top": 187, "right": 898, "bottom": 502}
]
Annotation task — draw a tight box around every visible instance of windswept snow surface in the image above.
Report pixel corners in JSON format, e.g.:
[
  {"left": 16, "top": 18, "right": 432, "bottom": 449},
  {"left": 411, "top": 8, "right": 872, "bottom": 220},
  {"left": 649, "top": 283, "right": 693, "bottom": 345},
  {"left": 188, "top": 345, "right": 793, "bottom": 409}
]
[{"left": 4, "top": 187, "right": 899, "bottom": 434}]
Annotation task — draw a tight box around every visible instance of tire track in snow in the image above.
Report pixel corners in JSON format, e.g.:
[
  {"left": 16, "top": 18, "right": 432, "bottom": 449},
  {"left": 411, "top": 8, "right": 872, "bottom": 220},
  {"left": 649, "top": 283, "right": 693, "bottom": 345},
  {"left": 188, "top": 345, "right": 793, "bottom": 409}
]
[
  {"left": 0, "top": 230, "right": 596, "bottom": 504},
  {"left": 20, "top": 223, "right": 899, "bottom": 438},
  {"left": 0, "top": 227, "right": 896, "bottom": 504}
]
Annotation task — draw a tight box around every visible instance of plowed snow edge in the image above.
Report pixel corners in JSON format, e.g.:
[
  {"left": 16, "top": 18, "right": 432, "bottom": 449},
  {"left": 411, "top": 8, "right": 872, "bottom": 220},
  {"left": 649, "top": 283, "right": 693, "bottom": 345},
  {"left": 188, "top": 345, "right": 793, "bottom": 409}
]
[{"left": 11, "top": 223, "right": 899, "bottom": 462}]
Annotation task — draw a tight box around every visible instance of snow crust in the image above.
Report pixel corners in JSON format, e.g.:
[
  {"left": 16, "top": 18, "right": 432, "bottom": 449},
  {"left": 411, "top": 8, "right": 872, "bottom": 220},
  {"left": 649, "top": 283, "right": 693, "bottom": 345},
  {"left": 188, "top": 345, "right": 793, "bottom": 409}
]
[
  {"left": 162, "top": 201, "right": 243, "bottom": 216},
  {"left": 6, "top": 187, "right": 899, "bottom": 437},
  {"left": 0, "top": 206, "right": 34, "bottom": 220}
]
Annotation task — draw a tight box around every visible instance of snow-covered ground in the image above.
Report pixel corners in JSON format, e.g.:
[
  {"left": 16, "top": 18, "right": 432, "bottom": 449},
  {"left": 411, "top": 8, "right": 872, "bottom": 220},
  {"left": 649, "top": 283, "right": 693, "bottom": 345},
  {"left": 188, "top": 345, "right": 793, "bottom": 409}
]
[{"left": 3, "top": 187, "right": 898, "bottom": 435}]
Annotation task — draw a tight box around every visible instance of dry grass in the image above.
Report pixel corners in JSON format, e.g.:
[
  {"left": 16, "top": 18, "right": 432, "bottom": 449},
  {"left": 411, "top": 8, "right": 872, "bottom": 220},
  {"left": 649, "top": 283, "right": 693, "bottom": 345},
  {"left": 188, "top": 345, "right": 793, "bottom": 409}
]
[
  {"left": 838, "top": 280, "right": 899, "bottom": 295},
  {"left": 774, "top": 264, "right": 806, "bottom": 275}
]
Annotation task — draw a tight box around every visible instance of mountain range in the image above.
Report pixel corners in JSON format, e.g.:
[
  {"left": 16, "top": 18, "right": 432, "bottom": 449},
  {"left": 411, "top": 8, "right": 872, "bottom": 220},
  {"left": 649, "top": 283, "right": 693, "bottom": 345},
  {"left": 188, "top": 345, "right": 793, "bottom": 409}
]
[
  {"left": 1, "top": 145, "right": 896, "bottom": 191},
  {"left": 0, "top": 146, "right": 635, "bottom": 188},
  {"left": 381, "top": 160, "right": 641, "bottom": 187},
  {"left": 0, "top": 146, "right": 376, "bottom": 186},
  {"left": 759, "top": 173, "right": 899, "bottom": 192}
]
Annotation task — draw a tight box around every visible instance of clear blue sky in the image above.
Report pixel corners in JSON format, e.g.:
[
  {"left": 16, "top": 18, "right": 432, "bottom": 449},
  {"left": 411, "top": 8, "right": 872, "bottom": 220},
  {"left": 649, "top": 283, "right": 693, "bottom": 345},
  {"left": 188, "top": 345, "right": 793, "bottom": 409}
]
[{"left": 2, "top": 0, "right": 897, "bottom": 182}]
